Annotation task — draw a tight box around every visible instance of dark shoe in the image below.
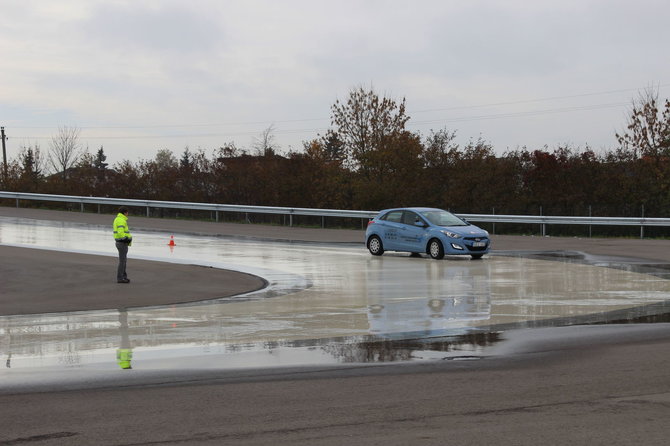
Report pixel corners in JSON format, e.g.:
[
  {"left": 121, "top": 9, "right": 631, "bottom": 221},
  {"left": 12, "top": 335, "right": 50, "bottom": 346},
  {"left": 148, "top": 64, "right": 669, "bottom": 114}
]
[{"left": 117, "top": 279, "right": 130, "bottom": 283}]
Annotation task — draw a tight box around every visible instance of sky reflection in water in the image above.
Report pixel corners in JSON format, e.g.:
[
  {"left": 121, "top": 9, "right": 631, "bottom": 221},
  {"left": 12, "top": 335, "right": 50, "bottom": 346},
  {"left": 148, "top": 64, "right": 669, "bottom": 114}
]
[{"left": 1, "top": 217, "right": 670, "bottom": 371}]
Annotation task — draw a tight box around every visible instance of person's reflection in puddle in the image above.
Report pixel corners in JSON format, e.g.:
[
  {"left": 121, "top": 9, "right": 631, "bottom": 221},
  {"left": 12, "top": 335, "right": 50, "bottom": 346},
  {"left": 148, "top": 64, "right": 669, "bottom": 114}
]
[
  {"left": 116, "top": 309, "right": 133, "bottom": 370},
  {"left": 3, "top": 329, "right": 11, "bottom": 368}
]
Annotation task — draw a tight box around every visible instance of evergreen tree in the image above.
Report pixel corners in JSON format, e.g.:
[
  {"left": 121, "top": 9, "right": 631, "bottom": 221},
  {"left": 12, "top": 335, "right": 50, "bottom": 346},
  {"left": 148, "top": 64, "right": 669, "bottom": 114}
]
[{"left": 94, "top": 146, "right": 108, "bottom": 170}]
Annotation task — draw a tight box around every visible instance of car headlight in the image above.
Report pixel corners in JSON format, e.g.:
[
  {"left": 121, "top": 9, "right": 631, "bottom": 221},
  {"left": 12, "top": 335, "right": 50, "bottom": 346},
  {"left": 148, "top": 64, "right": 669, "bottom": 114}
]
[{"left": 440, "top": 230, "right": 461, "bottom": 238}]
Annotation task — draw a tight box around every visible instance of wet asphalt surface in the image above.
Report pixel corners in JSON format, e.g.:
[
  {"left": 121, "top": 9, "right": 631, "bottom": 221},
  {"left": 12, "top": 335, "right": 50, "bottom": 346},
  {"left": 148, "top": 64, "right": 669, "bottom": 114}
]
[{"left": 1, "top": 207, "right": 670, "bottom": 445}]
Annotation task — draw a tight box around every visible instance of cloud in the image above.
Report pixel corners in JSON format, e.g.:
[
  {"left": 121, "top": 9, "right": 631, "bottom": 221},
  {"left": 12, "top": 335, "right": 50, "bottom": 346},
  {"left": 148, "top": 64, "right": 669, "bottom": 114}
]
[
  {"left": 80, "top": 2, "right": 225, "bottom": 56},
  {"left": 1, "top": 0, "right": 669, "bottom": 163}
]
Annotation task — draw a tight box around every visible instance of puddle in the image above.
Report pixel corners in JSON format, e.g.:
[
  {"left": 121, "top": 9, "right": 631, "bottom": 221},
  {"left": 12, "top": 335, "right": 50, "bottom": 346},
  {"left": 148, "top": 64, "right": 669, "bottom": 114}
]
[{"left": 1, "top": 217, "right": 670, "bottom": 376}]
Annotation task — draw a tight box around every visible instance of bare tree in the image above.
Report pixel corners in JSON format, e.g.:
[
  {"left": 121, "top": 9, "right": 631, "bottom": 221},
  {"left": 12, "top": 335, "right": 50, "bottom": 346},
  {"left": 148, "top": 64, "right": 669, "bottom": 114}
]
[
  {"left": 616, "top": 86, "right": 670, "bottom": 158},
  {"left": 252, "top": 124, "right": 279, "bottom": 156},
  {"left": 49, "top": 126, "right": 82, "bottom": 177}
]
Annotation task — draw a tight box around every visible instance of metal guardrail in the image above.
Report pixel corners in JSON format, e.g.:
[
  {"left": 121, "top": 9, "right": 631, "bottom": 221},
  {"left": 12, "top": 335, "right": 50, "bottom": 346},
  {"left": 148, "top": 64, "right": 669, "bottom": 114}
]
[
  {"left": 461, "top": 213, "right": 670, "bottom": 226},
  {"left": 461, "top": 213, "right": 670, "bottom": 238},
  {"left": 1, "top": 191, "right": 668, "bottom": 237},
  {"left": 0, "top": 191, "right": 377, "bottom": 225}
]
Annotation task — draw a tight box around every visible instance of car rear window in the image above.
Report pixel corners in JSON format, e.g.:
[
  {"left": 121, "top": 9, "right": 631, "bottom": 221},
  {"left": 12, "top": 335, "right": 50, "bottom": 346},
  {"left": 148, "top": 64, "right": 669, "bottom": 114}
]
[{"left": 381, "top": 211, "right": 403, "bottom": 223}]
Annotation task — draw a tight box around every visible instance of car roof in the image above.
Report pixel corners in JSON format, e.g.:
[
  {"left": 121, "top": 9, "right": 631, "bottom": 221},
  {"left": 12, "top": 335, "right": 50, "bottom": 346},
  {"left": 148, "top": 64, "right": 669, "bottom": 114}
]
[{"left": 378, "top": 207, "right": 443, "bottom": 213}]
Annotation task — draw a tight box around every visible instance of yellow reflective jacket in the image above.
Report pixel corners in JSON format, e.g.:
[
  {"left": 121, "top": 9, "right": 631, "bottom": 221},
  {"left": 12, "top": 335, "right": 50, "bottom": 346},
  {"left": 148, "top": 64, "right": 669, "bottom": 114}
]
[{"left": 113, "top": 213, "right": 132, "bottom": 243}]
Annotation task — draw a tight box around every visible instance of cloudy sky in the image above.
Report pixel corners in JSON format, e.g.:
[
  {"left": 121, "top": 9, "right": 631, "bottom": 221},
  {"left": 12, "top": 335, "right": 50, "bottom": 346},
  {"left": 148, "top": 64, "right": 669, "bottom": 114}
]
[{"left": 1, "top": 0, "right": 669, "bottom": 165}]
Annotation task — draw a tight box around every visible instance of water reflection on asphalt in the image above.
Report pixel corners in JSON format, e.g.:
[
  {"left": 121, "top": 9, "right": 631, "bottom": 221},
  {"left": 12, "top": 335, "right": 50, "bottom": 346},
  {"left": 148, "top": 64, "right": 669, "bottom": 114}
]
[{"left": 1, "top": 217, "right": 670, "bottom": 373}]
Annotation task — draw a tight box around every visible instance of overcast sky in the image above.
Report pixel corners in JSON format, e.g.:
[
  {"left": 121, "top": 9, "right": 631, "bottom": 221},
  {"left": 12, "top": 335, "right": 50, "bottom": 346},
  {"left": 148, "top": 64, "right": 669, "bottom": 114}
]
[{"left": 1, "top": 0, "right": 669, "bottom": 165}]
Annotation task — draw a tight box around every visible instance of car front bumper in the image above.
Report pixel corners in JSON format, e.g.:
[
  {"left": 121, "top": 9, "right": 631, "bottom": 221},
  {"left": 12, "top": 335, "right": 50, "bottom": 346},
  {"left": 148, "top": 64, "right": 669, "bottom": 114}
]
[{"left": 446, "top": 237, "right": 490, "bottom": 254}]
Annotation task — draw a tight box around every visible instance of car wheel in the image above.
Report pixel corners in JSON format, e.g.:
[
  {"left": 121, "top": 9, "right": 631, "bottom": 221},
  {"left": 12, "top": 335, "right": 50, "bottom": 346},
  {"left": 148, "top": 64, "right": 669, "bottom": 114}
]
[
  {"left": 367, "top": 235, "right": 384, "bottom": 256},
  {"left": 471, "top": 254, "right": 484, "bottom": 260},
  {"left": 428, "top": 239, "right": 444, "bottom": 260}
]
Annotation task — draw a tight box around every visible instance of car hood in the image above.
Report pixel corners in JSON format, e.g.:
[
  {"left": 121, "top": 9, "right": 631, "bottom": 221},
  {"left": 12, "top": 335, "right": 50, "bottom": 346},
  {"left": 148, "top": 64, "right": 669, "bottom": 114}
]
[{"left": 440, "top": 225, "right": 489, "bottom": 237}]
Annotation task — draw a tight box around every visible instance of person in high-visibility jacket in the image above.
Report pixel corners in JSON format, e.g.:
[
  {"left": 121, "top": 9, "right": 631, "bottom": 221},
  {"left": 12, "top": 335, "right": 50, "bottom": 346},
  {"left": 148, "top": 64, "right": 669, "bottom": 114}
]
[{"left": 113, "top": 206, "right": 133, "bottom": 283}]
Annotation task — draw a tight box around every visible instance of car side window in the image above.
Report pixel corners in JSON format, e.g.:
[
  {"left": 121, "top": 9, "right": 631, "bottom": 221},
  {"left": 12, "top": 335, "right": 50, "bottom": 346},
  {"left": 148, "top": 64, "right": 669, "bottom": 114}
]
[
  {"left": 401, "top": 211, "right": 415, "bottom": 225},
  {"left": 402, "top": 211, "right": 425, "bottom": 226},
  {"left": 382, "top": 211, "right": 403, "bottom": 223}
]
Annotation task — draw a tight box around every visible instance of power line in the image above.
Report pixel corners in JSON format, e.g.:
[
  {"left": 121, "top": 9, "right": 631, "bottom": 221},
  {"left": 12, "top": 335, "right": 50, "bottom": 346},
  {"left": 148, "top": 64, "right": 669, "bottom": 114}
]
[
  {"left": 12, "top": 101, "right": 630, "bottom": 141},
  {"left": 409, "top": 102, "right": 629, "bottom": 126},
  {"left": 8, "top": 83, "right": 668, "bottom": 142},
  {"left": 9, "top": 83, "right": 667, "bottom": 132},
  {"left": 408, "top": 84, "right": 670, "bottom": 114},
  {"left": 13, "top": 126, "right": 330, "bottom": 141},
  {"left": 9, "top": 117, "right": 330, "bottom": 130}
]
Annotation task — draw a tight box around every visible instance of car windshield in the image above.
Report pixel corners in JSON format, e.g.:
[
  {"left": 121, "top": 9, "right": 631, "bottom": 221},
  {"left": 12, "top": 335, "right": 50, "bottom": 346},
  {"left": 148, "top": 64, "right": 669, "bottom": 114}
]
[{"left": 419, "top": 210, "right": 468, "bottom": 227}]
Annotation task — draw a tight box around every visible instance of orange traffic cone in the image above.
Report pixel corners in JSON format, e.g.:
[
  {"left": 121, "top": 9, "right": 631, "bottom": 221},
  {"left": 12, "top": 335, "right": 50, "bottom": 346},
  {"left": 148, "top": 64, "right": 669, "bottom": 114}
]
[{"left": 168, "top": 235, "right": 176, "bottom": 246}]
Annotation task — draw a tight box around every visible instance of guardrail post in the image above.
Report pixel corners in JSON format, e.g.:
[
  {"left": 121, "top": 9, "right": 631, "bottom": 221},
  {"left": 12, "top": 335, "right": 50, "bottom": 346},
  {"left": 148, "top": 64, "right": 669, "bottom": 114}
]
[
  {"left": 289, "top": 213, "right": 293, "bottom": 227},
  {"left": 146, "top": 206, "right": 150, "bottom": 217},
  {"left": 215, "top": 210, "right": 219, "bottom": 222},
  {"left": 15, "top": 198, "right": 19, "bottom": 208},
  {"left": 492, "top": 207, "right": 496, "bottom": 235},
  {"left": 80, "top": 202, "right": 84, "bottom": 212}
]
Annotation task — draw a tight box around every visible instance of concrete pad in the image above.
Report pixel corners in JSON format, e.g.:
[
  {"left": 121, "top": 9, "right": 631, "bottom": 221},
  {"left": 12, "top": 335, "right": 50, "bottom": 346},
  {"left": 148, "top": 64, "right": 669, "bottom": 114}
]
[{"left": 0, "top": 245, "right": 266, "bottom": 315}]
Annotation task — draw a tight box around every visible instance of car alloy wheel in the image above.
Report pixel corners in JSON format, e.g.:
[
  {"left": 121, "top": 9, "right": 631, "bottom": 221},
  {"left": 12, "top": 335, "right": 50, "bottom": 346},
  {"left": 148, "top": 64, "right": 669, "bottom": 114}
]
[
  {"left": 368, "top": 235, "right": 384, "bottom": 256},
  {"left": 428, "top": 239, "right": 444, "bottom": 260}
]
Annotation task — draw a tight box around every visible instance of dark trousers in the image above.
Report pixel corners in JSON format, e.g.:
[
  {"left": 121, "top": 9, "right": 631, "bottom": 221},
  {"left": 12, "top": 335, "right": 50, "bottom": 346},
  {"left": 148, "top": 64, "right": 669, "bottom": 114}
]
[{"left": 116, "top": 241, "right": 128, "bottom": 281}]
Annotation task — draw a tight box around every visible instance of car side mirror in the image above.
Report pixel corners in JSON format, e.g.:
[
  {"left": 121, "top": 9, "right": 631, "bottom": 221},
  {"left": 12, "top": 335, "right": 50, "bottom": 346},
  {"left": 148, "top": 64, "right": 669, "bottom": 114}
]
[{"left": 414, "top": 221, "right": 426, "bottom": 227}]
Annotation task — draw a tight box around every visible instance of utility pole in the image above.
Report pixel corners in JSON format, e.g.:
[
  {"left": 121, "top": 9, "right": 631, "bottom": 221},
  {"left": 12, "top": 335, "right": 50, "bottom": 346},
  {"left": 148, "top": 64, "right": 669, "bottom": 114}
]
[{"left": 1, "top": 126, "right": 7, "bottom": 184}]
